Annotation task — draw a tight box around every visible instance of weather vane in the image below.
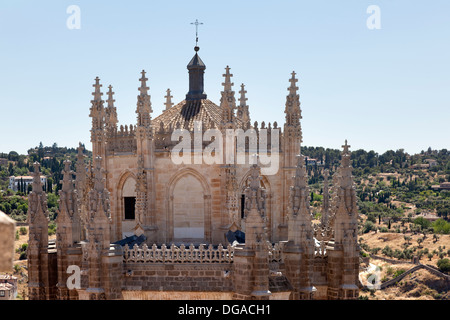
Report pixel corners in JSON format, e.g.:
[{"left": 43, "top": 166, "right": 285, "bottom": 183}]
[{"left": 190, "top": 19, "right": 203, "bottom": 49}]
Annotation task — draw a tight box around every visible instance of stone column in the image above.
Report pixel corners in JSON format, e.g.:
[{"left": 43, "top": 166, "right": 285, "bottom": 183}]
[
  {"left": 79, "top": 157, "right": 123, "bottom": 300},
  {"left": 326, "top": 141, "right": 360, "bottom": 300},
  {"left": 283, "top": 155, "right": 315, "bottom": 300},
  {"left": 232, "top": 161, "right": 271, "bottom": 300},
  {"left": 27, "top": 162, "right": 51, "bottom": 300}
]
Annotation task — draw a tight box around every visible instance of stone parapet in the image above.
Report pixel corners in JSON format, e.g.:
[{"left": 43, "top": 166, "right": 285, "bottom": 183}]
[{"left": 122, "top": 263, "right": 233, "bottom": 292}]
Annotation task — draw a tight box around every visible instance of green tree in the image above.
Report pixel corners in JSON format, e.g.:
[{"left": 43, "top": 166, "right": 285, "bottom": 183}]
[
  {"left": 413, "top": 217, "right": 431, "bottom": 231},
  {"left": 437, "top": 258, "right": 450, "bottom": 273},
  {"left": 432, "top": 219, "right": 450, "bottom": 234}
]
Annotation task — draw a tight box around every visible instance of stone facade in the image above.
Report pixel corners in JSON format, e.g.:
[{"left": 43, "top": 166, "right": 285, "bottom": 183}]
[
  {"left": 0, "top": 211, "right": 15, "bottom": 272},
  {"left": 27, "top": 46, "right": 360, "bottom": 300}
]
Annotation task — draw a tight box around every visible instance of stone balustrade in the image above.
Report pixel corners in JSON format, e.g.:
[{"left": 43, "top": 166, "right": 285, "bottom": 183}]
[
  {"left": 123, "top": 243, "right": 234, "bottom": 264},
  {"left": 123, "top": 242, "right": 289, "bottom": 264}
]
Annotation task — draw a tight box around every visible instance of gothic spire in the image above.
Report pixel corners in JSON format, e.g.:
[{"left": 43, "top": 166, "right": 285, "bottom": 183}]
[
  {"left": 338, "top": 140, "right": 354, "bottom": 190},
  {"left": 284, "top": 71, "right": 302, "bottom": 130},
  {"left": 105, "top": 85, "right": 118, "bottom": 132},
  {"left": 220, "top": 66, "right": 236, "bottom": 129},
  {"left": 164, "top": 88, "right": 174, "bottom": 111},
  {"left": 27, "top": 162, "right": 49, "bottom": 225},
  {"left": 333, "top": 140, "right": 359, "bottom": 239},
  {"left": 136, "top": 70, "right": 153, "bottom": 133},
  {"left": 284, "top": 154, "right": 316, "bottom": 300},
  {"left": 329, "top": 140, "right": 360, "bottom": 297},
  {"left": 138, "top": 70, "right": 149, "bottom": 96},
  {"left": 222, "top": 66, "right": 234, "bottom": 92},
  {"left": 89, "top": 77, "right": 106, "bottom": 161},
  {"left": 237, "top": 83, "right": 251, "bottom": 130},
  {"left": 56, "top": 160, "right": 81, "bottom": 243},
  {"left": 86, "top": 156, "right": 111, "bottom": 223},
  {"left": 91, "top": 77, "right": 103, "bottom": 103},
  {"left": 283, "top": 71, "right": 303, "bottom": 168},
  {"left": 89, "top": 77, "right": 105, "bottom": 130}
]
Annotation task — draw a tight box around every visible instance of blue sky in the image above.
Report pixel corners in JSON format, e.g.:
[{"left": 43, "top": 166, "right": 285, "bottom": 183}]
[{"left": 0, "top": 1, "right": 449, "bottom": 155}]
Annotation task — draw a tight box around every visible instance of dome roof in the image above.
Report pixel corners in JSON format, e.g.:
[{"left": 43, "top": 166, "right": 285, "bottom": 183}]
[{"left": 154, "top": 99, "right": 224, "bottom": 131}]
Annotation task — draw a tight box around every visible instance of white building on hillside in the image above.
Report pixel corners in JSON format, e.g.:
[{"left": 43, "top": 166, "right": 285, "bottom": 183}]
[{"left": 8, "top": 175, "right": 46, "bottom": 192}]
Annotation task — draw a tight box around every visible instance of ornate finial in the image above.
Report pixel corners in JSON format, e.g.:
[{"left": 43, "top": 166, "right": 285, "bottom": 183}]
[
  {"left": 342, "top": 139, "right": 351, "bottom": 154},
  {"left": 33, "top": 161, "right": 40, "bottom": 174},
  {"left": 31, "top": 162, "right": 43, "bottom": 194},
  {"left": 237, "top": 83, "right": 251, "bottom": 129},
  {"left": 91, "top": 77, "right": 103, "bottom": 102},
  {"left": 288, "top": 71, "right": 298, "bottom": 95},
  {"left": 164, "top": 88, "right": 174, "bottom": 111},
  {"left": 106, "top": 85, "right": 115, "bottom": 107},
  {"left": 222, "top": 66, "right": 234, "bottom": 92},
  {"left": 60, "top": 160, "right": 74, "bottom": 193},
  {"left": 190, "top": 19, "right": 203, "bottom": 49},
  {"left": 323, "top": 168, "right": 330, "bottom": 179},
  {"left": 138, "top": 70, "right": 149, "bottom": 95},
  {"left": 239, "top": 83, "right": 247, "bottom": 106}
]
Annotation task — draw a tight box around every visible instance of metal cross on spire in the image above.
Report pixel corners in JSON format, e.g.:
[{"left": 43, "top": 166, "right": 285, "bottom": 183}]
[{"left": 190, "top": 19, "right": 203, "bottom": 48}]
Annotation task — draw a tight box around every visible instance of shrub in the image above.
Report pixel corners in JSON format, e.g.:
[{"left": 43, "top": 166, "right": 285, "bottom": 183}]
[
  {"left": 19, "top": 226, "right": 27, "bottom": 235},
  {"left": 385, "top": 266, "right": 394, "bottom": 275},
  {"left": 48, "top": 223, "right": 57, "bottom": 236},
  {"left": 363, "top": 221, "right": 375, "bottom": 233},
  {"left": 393, "top": 269, "right": 406, "bottom": 278},
  {"left": 432, "top": 219, "right": 450, "bottom": 234},
  {"left": 382, "top": 245, "right": 393, "bottom": 257},
  {"left": 437, "top": 258, "right": 450, "bottom": 273}
]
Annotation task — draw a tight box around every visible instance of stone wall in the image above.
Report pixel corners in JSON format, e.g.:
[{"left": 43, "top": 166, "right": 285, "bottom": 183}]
[
  {"left": 122, "top": 290, "right": 233, "bottom": 300},
  {"left": 122, "top": 263, "right": 233, "bottom": 293},
  {"left": 106, "top": 148, "right": 288, "bottom": 245},
  {"left": 0, "top": 211, "right": 15, "bottom": 272},
  {"left": 379, "top": 264, "right": 450, "bottom": 289}
]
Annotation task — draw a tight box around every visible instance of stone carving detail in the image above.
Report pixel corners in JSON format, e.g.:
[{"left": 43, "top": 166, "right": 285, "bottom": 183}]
[
  {"left": 28, "top": 162, "right": 49, "bottom": 224},
  {"left": 134, "top": 155, "right": 147, "bottom": 233},
  {"left": 123, "top": 243, "right": 234, "bottom": 264}
]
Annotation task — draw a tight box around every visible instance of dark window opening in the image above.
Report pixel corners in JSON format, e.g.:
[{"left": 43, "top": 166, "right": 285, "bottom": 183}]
[
  {"left": 124, "top": 197, "right": 136, "bottom": 220},
  {"left": 241, "top": 194, "right": 246, "bottom": 219}
]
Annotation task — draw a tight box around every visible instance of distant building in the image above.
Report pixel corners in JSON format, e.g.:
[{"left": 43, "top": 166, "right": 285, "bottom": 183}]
[
  {"left": 410, "top": 163, "right": 429, "bottom": 170},
  {"left": 8, "top": 175, "right": 46, "bottom": 192},
  {"left": 305, "top": 158, "right": 324, "bottom": 166},
  {"left": 416, "top": 212, "right": 439, "bottom": 222},
  {"left": 432, "top": 182, "right": 450, "bottom": 191},
  {"left": 424, "top": 159, "right": 438, "bottom": 167},
  {"left": 0, "top": 274, "right": 17, "bottom": 300}
]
